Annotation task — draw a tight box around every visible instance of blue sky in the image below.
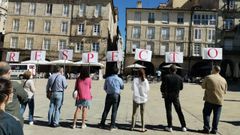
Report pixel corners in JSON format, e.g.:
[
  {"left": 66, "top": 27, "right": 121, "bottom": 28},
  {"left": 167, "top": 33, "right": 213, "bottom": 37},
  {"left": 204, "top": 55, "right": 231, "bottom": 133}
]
[{"left": 113, "top": 0, "right": 166, "bottom": 41}]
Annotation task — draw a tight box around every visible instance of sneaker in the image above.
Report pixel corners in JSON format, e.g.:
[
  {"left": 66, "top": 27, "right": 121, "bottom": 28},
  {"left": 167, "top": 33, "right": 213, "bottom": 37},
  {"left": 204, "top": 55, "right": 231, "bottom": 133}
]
[
  {"left": 29, "top": 121, "right": 34, "bottom": 125},
  {"left": 110, "top": 126, "right": 118, "bottom": 131},
  {"left": 81, "top": 124, "right": 87, "bottom": 129},
  {"left": 182, "top": 127, "right": 187, "bottom": 132},
  {"left": 198, "top": 129, "right": 210, "bottom": 134},
  {"left": 165, "top": 127, "right": 173, "bottom": 132},
  {"left": 72, "top": 125, "right": 76, "bottom": 129},
  {"left": 210, "top": 130, "right": 217, "bottom": 134},
  {"left": 98, "top": 123, "right": 105, "bottom": 129}
]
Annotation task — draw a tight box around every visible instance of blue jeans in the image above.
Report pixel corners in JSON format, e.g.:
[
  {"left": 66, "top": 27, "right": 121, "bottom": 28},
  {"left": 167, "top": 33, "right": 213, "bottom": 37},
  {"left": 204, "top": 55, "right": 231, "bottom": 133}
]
[
  {"left": 20, "top": 97, "right": 35, "bottom": 122},
  {"left": 203, "top": 102, "right": 222, "bottom": 132},
  {"left": 100, "top": 93, "right": 120, "bottom": 128},
  {"left": 48, "top": 92, "right": 63, "bottom": 125}
]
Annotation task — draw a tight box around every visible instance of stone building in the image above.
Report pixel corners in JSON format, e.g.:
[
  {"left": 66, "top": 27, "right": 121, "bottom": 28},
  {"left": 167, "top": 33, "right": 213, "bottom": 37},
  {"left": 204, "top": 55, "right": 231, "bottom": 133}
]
[
  {"left": 0, "top": 0, "right": 8, "bottom": 50},
  {"left": 2, "top": 0, "right": 118, "bottom": 65}
]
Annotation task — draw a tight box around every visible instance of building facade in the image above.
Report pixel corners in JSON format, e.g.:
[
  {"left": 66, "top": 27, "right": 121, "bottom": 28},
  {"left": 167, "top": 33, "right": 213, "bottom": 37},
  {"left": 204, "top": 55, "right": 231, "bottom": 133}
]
[
  {"left": 125, "top": 0, "right": 219, "bottom": 76},
  {"left": 2, "top": 0, "right": 118, "bottom": 65},
  {"left": 0, "top": 0, "right": 8, "bottom": 50}
]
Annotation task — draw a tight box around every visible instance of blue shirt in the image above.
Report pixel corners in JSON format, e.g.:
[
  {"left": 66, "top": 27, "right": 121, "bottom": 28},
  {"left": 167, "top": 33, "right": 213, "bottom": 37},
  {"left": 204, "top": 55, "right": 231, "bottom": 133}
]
[
  {"left": 104, "top": 75, "right": 124, "bottom": 94},
  {"left": 46, "top": 73, "right": 68, "bottom": 92}
]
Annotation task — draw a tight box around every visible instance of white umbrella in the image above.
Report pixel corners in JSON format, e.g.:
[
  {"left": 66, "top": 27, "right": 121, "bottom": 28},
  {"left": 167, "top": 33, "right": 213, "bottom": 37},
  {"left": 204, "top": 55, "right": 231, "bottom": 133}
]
[
  {"left": 21, "top": 60, "right": 51, "bottom": 65},
  {"left": 50, "top": 60, "right": 74, "bottom": 65},
  {"left": 126, "top": 63, "right": 146, "bottom": 69},
  {"left": 162, "top": 64, "right": 182, "bottom": 69},
  {"left": 74, "top": 61, "right": 104, "bottom": 68},
  {"left": 226, "top": 64, "right": 232, "bottom": 77},
  {"left": 233, "top": 62, "right": 239, "bottom": 78}
]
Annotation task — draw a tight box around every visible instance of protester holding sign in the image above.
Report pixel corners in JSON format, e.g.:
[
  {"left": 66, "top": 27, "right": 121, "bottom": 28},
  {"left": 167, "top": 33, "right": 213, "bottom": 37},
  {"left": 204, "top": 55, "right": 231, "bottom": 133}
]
[{"left": 72, "top": 67, "right": 92, "bottom": 129}]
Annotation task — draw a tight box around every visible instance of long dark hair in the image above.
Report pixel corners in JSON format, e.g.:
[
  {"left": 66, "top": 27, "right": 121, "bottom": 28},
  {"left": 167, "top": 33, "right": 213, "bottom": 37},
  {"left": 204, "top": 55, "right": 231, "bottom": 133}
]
[
  {"left": 0, "top": 78, "right": 12, "bottom": 103},
  {"left": 79, "top": 67, "right": 90, "bottom": 80},
  {"left": 138, "top": 69, "right": 146, "bottom": 82}
]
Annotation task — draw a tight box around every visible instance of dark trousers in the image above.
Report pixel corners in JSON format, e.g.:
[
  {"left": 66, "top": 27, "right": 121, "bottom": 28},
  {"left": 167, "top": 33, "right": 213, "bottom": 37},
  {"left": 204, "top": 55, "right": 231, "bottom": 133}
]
[
  {"left": 100, "top": 93, "right": 120, "bottom": 127},
  {"left": 203, "top": 102, "right": 222, "bottom": 132},
  {"left": 164, "top": 97, "right": 186, "bottom": 127},
  {"left": 20, "top": 97, "right": 35, "bottom": 122}
]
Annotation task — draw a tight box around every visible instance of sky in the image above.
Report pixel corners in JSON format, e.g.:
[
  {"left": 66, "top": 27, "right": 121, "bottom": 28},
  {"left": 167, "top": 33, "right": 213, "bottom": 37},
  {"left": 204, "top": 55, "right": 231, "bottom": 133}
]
[{"left": 113, "top": 0, "right": 166, "bottom": 42}]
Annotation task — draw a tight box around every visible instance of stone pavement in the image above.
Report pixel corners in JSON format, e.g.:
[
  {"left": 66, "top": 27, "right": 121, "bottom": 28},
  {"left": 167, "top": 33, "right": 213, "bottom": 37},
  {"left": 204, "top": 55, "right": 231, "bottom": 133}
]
[{"left": 22, "top": 79, "right": 240, "bottom": 135}]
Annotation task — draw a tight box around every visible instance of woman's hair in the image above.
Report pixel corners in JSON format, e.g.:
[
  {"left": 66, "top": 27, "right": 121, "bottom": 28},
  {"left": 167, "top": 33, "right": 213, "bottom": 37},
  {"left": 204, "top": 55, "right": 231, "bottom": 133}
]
[
  {"left": 0, "top": 78, "right": 12, "bottom": 103},
  {"left": 138, "top": 69, "right": 146, "bottom": 82},
  {"left": 79, "top": 67, "right": 89, "bottom": 80},
  {"left": 23, "top": 70, "right": 32, "bottom": 79}
]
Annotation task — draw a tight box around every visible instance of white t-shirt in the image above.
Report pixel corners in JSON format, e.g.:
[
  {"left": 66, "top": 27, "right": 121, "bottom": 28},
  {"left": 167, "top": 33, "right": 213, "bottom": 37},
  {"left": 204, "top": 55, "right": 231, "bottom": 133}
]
[{"left": 132, "top": 78, "right": 150, "bottom": 104}]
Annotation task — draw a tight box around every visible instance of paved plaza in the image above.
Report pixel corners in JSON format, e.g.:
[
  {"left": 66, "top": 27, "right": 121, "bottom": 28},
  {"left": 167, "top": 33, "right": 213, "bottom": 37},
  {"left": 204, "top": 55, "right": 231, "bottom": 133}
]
[{"left": 22, "top": 79, "right": 240, "bottom": 135}]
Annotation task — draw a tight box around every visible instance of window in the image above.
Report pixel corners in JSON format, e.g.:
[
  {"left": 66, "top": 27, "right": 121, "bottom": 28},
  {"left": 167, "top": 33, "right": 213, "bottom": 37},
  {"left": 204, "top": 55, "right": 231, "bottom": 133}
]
[
  {"left": 176, "top": 28, "right": 184, "bottom": 40},
  {"left": 78, "top": 23, "right": 85, "bottom": 35},
  {"left": 162, "top": 12, "right": 169, "bottom": 24},
  {"left": 79, "top": 4, "right": 86, "bottom": 17},
  {"left": 194, "top": 28, "right": 202, "bottom": 41},
  {"left": 208, "top": 29, "right": 215, "bottom": 42},
  {"left": 46, "top": 4, "right": 53, "bottom": 15},
  {"left": 147, "top": 27, "right": 155, "bottom": 39},
  {"left": 93, "top": 24, "right": 100, "bottom": 36},
  {"left": 134, "top": 12, "right": 141, "bottom": 21},
  {"left": 224, "top": 19, "right": 234, "bottom": 30},
  {"left": 193, "top": 14, "right": 201, "bottom": 25},
  {"left": 132, "top": 26, "right": 141, "bottom": 39},
  {"left": 177, "top": 13, "right": 184, "bottom": 24},
  {"left": 207, "top": 44, "right": 215, "bottom": 48},
  {"left": 193, "top": 43, "right": 201, "bottom": 56},
  {"left": 27, "top": 20, "right": 35, "bottom": 32},
  {"left": 92, "top": 43, "right": 99, "bottom": 52},
  {"left": 224, "top": 39, "right": 233, "bottom": 51},
  {"left": 201, "top": 14, "right": 208, "bottom": 25},
  {"left": 13, "top": 19, "right": 20, "bottom": 32},
  {"left": 229, "top": 0, "right": 236, "bottom": 9},
  {"left": 63, "top": 4, "right": 69, "bottom": 16},
  {"left": 175, "top": 43, "right": 184, "bottom": 52},
  {"left": 94, "top": 4, "right": 101, "bottom": 17},
  {"left": 160, "top": 42, "right": 169, "bottom": 55},
  {"left": 15, "top": 2, "right": 21, "bottom": 14},
  {"left": 42, "top": 38, "right": 51, "bottom": 50},
  {"left": 209, "top": 15, "right": 216, "bottom": 25},
  {"left": 161, "top": 27, "right": 170, "bottom": 40},
  {"left": 11, "top": 37, "right": 18, "bottom": 48},
  {"left": 75, "top": 42, "right": 84, "bottom": 52},
  {"left": 146, "top": 42, "right": 154, "bottom": 51},
  {"left": 25, "top": 38, "right": 33, "bottom": 49},
  {"left": 61, "top": 22, "right": 68, "bottom": 33},
  {"left": 148, "top": 12, "right": 155, "bottom": 23},
  {"left": 29, "top": 3, "right": 36, "bottom": 15},
  {"left": 132, "top": 41, "right": 140, "bottom": 53},
  {"left": 58, "top": 40, "right": 67, "bottom": 50},
  {"left": 44, "top": 20, "right": 51, "bottom": 32}
]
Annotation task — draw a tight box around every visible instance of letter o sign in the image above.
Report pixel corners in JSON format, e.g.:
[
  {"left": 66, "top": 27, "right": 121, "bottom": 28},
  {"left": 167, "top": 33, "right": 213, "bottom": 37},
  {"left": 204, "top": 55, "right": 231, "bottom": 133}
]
[{"left": 207, "top": 48, "right": 218, "bottom": 58}]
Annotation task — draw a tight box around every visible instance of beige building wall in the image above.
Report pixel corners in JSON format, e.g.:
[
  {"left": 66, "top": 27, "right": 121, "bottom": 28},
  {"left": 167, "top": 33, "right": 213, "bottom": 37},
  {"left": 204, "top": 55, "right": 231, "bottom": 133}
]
[{"left": 0, "top": 1, "right": 8, "bottom": 34}]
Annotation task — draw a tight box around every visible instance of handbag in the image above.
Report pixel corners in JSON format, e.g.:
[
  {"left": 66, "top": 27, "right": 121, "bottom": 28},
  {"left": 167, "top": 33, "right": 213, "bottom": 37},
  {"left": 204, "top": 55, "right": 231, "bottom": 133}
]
[{"left": 72, "top": 78, "right": 79, "bottom": 100}]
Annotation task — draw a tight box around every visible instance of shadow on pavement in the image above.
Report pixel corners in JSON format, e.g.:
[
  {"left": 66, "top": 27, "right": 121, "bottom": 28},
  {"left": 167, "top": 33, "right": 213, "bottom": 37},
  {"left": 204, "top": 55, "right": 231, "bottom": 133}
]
[
  {"left": 224, "top": 99, "right": 240, "bottom": 102},
  {"left": 221, "top": 120, "right": 240, "bottom": 126}
]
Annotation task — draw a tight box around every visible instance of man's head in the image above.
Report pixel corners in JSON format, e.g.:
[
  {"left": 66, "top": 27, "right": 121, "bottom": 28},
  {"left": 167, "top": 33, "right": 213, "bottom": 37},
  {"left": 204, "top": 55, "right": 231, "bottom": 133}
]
[
  {"left": 169, "top": 64, "right": 177, "bottom": 74},
  {"left": 55, "top": 66, "right": 64, "bottom": 74},
  {"left": 111, "top": 67, "right": 119, "bottom": 75},
  {"left": 211, "top": 65, "right": 221, "bottom": 74},
  {"left": 0, "top": 62, "right": 11, "bottom": 79}
]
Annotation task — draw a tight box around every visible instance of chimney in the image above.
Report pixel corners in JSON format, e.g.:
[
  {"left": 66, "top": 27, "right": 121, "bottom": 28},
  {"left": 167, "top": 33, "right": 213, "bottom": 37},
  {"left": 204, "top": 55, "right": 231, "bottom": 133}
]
[{"left": 137, "top": 0, "right": 142, "bottom": 8}]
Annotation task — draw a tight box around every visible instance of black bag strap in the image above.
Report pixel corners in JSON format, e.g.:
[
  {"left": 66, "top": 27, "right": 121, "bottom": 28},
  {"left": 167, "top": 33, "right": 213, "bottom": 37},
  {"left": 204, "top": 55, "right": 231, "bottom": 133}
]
[{"left": 50, "top": 75, "right": 59, "bottom": 91}]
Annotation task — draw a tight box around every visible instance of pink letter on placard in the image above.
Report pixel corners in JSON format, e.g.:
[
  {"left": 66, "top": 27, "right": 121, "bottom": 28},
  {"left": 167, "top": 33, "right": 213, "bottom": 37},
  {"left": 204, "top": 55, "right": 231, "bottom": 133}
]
[
  {"left": 112, "top": 51, "right": 117, "bottom": 61},
  {"left": 10, "top": 52, "right": 16, "bottom": 61},
  {"left": 35, "top": 51, "right": 41, "bottom": 60},
  {"left": 139, "top": 50, "right": 148, "bottom": 60},
  {"left": 208, "top": 48, "right": 218, "bottom": 59},
  {"left": 63, "top": 50, "right": 68, "bottom": 60},
  {"left": 87, "top": 53, "right": 94, "bottom": 62}
]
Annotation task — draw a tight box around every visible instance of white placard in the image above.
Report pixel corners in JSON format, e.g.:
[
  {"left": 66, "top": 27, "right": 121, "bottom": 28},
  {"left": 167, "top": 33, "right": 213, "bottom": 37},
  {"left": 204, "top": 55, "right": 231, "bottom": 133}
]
[
  {"left": 82, "top": 52, "right": 98, "bottom": 63},
  {"left": 134, "top": 49, "right": 152, "bottom": 62},
  {"left": 107, "top": 51, "right": 123, "bottom": 62},
  {"left": 59, "top": 49, "right": 73, "bottom": 60},
  {"left": 31, "top": 51, "right": 46, "bottom": 61},
  {"left": 6, "top": 52, "right": 20, "bottom": 62},
  {"left": 202, "top": 48, "right": 222, "bottom": 60},
  {"left": 165, "top": 52, "right": 183, "bottom": 63}
]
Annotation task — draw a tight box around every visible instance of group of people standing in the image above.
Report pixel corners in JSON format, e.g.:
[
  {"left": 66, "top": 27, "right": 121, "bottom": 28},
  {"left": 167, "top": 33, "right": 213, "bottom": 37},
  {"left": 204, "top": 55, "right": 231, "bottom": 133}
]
[{"left": 0, "top": 61, "right": 227, "bottom": 135}]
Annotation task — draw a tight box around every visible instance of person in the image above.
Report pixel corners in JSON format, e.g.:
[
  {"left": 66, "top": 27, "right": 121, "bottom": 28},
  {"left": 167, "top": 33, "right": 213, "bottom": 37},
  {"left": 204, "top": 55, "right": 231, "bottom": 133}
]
[
  {"left": 0, "top": 78, "right": 24, "bottom": 135},
  {"left": 131, "top": 69, "right": 149, "bottom": 132},
  {"left": 99, "top": 67, "right": 124, "bottom": 131},
  {"left": 20, "top": 70, "right": 36, "bottom": 125},
  {"left": 46, "top": 66, "right": 68, "bottom": 127},
  {"left": 72, "top": 67, "right": 92, "bottom": 129},
  {"left": 160, "top": 64, "right": 187, "bottom": 132},
  {"left": 0, "top": 62, "right": 28, "bottom": 126},
  {"left": 200, "top": 65, "right": 227, "bottom": 134},
  {"left": 156, "top": 70, "right": 161, "bottom": 82}
]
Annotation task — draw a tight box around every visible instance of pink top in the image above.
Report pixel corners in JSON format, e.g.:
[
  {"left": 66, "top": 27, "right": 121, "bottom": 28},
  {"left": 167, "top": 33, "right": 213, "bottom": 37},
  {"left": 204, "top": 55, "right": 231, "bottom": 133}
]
[{"left": 75, "top": 77, "right": 92, "bottom": 100}]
